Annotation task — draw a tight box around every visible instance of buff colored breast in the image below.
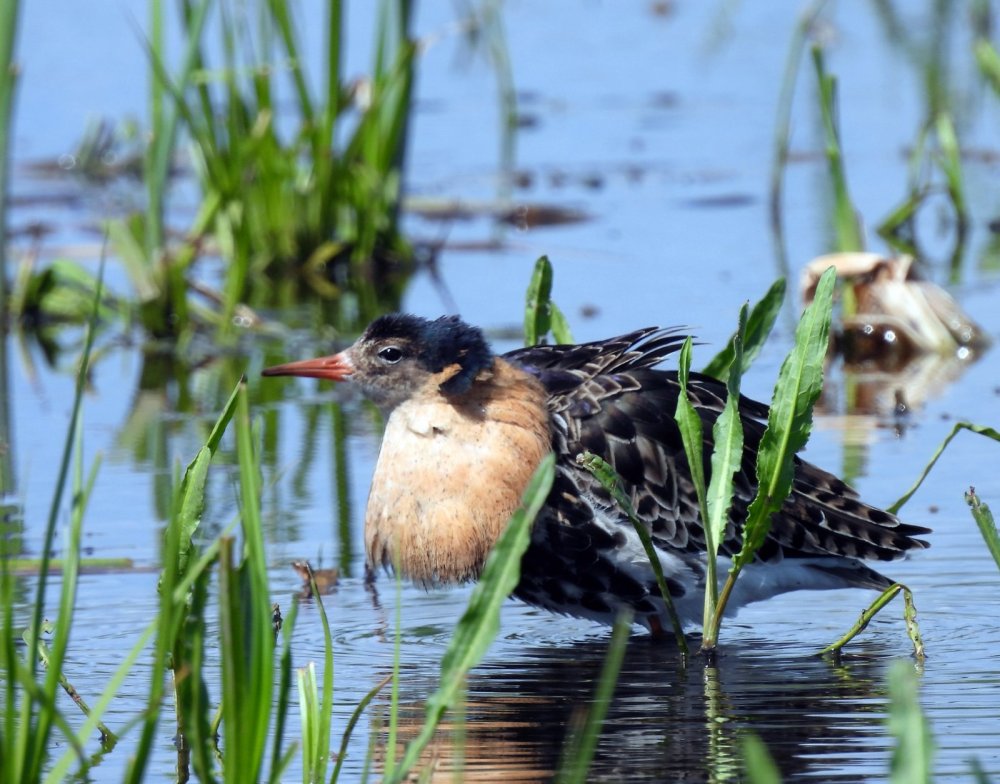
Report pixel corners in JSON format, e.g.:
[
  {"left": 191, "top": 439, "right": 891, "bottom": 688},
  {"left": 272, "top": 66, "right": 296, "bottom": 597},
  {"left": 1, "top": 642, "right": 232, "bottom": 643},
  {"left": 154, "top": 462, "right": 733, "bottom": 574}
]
[{"left": 365, "top": 358, "right": 552, "bottom": 584}]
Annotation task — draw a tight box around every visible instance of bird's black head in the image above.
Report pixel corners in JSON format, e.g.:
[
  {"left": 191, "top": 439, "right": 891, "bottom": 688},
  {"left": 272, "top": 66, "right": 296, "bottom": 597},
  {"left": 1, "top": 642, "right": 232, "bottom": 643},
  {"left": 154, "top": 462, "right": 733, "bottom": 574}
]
[{"left": 358, "top": 314, "right": 494, "bottom": 402}]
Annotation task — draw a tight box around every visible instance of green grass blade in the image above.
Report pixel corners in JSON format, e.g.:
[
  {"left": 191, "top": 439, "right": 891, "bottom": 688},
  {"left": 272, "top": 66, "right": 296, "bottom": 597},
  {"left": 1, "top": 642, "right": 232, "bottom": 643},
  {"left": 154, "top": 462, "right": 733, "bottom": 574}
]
[
  {"left": 965, "top": 489, "right": 1000, "bottom": 574},
  {"left": 330, "top": 674, "right": 392, "bottom": 783},
  {"left": 289, "top": 568, "right": 334, "bottom": 784},
  {"left": 35, "top": 431, "right": 97, "bottom": 763},
  {"left": 45, "top": 621, "right": 157, "bottom": 783},
  {"left": 127, "top": 385, "right": 240, "bottom": 783},
  {"left": 383, "top": 574, "right": 401, "bottom": 780},
  {"left": 21, "top": 260, "right": 103, "bottom": 781},
  {"left": 1, "top": 515, "right": 19, "bottom": 784},
  {"left": 323, "top": 0, "right": 343, "bottom": 136},
  {"left": 768, "top": 0, "right": 825, "bottom": 277},
  {"left": 297, "top": 662, "right": 320, "bottom": 784},
  {"left": 812, "top": 46, "right": 862, "bottom": 252},
  {"left": 127, "top": 382, "right": 239, "bottom": 782},
  {"left": 577, "top": 452, "right": 688, "bottom": 654},
  {"left": 0, "top": 0, "right": 21, "bottom": 313},
  {"left": 702, "top": 278, "right": 785, "bottom": 380},
  {"left": 888, "top": 662, "right": 934, "bottom": 784},
  {"left": 935, "top": 112, "right": 966, "bottom": 220},
  {"left": 741, "top": 734, "right": 783, "bottom": 784},
  {"left": 217, "top": 538, "right": 247, "bottom": 782},
  {"left": 388, "top": 454, "right": 555, "bottom": 782},
  {"left": 265, "top": 0, "right": 315, "bottom": 123},
  {"left": 675, "top": 335, "right": 713, "bottom": 635},
  {"left": 267, "top": 599, "right": 299, "bottom": 784},
  {"left": 975, "top": 38, "right": 1000, "bottom": 96},
  {"left": 142, "top": 0, "right": 214, "bottom": 256},
  {"left": 888, "top": 422, "right": 1000, "bottom": 514},
  {"left": 173, "top": 560, "right": 218, "bottom": 783},
  {"left": 555, "top": 610, "right": 631, "bottom": 784},
  {"left": 218, "top": 384, "right": 275, "bottom": 783},
  {"left": 11, "top": 665, "right": 83, "bottom": 768}
]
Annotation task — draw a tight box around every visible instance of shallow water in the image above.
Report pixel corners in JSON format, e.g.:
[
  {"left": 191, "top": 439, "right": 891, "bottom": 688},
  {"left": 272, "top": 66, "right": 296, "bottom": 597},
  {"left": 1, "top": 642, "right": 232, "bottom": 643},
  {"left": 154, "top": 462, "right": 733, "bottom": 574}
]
[{"left": 6, "top": 1, "right": 1000, "bottom": 781}]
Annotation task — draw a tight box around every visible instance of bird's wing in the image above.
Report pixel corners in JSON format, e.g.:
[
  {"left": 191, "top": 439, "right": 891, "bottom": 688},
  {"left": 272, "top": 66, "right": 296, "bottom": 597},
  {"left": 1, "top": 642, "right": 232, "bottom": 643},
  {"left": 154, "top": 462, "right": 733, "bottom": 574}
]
[
  {"left": 505, "top": 327, "right": 688, "bottom": 376},
  {"left": 507, "top": 329, "right": 929, "bottom": 563}
]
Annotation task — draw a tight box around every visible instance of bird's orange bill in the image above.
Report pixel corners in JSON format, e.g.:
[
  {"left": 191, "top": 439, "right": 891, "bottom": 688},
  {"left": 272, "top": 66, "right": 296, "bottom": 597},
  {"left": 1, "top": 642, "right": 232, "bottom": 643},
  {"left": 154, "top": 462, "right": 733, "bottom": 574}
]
[{"left": 261, "top": 352, "right": 354, "bottom": 381}]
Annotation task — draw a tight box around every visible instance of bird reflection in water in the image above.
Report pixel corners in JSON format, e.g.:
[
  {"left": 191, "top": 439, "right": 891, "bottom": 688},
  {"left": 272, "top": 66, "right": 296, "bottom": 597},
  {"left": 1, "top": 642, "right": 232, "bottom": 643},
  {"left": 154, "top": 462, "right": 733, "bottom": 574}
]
[{"left": 365, "top": 635, "right": 892, "bottom": 782}]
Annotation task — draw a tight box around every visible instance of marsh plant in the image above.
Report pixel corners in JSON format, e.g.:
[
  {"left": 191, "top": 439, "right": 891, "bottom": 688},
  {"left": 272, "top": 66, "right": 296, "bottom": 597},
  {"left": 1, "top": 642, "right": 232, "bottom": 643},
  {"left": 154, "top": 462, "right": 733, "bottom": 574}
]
[
  {"left": 2, "top": 258, "right": 998, "bottom": 781},
  {"left": 162, "top": 0, "right": 416, "bottom": 317},
  {"left": 9, "top": 0, "right": 417, "bottom": 344}
]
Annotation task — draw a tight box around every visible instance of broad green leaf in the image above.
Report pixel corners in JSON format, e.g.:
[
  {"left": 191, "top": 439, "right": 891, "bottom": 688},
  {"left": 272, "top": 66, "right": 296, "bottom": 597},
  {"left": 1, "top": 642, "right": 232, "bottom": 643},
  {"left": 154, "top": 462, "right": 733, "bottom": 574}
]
[
  {"left": 523, "top": 255, "right": 574, "bottom": 346},
  {"left": 706, "top": 306, "right": 747, "bottom": 565},
  {"left": 702, "top": 278, "right": 785, "bottom": 380},
  {"left": 176, "top": 447, "right": 210, "bottom": 569},
  {"left": 675, "top": 334, "right": 718, "bottom": 642},
  {"left": 673, "top": 338, "right": 709, "bottom": 536},
  {"left": 175, "top": 383, "right": 240, "bottom": 570},
  {"left": 735, "top": 266, "right": 835, "bottom": 569},
  {"left": 524, "top": 255, "right": 555, "bottom": 346},
  {"left": 549, "top": 301, "right": 574, "bottom": 344}
]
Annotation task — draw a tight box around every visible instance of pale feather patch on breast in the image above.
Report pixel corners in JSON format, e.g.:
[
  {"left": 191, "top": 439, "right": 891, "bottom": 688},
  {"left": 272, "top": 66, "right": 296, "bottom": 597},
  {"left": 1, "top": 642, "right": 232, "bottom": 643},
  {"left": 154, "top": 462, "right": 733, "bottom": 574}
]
[
  {"left": 399, "top": 400, "right": 467, "bottom": 437},
  {"left": 365, "top": 359, "right": 552, "bottom": 584}
]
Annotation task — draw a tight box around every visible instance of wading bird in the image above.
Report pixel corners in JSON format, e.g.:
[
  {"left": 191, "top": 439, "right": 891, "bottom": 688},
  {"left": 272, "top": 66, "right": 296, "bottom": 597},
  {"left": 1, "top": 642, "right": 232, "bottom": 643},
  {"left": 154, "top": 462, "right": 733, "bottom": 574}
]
[{"left": 263, "top": 314, "right": 928, "bottom": 636}]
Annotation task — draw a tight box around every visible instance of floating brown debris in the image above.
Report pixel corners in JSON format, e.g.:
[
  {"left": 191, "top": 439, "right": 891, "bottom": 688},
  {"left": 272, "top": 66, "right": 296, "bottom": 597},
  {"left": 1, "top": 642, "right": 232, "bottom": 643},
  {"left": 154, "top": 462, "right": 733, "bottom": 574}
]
[
  {"left": 292, "top": 560, "right": 340, "bottom": 598},
  {"left": 406, "top": 197, "right": 589, "bottom": 228}
]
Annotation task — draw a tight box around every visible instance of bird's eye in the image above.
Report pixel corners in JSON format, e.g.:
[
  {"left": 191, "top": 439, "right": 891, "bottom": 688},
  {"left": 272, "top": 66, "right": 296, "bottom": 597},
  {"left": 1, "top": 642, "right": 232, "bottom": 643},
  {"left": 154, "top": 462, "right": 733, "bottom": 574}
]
[{"left": 378, "top": 346, "right": 404, "bottom": 364}]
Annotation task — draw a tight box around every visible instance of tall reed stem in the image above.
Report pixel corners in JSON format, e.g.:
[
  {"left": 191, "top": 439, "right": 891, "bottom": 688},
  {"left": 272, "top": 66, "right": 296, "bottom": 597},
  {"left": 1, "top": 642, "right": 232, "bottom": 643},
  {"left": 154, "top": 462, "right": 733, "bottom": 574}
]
[{"left": 0, "top": 0, "right": 22, "bottom": 321}]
